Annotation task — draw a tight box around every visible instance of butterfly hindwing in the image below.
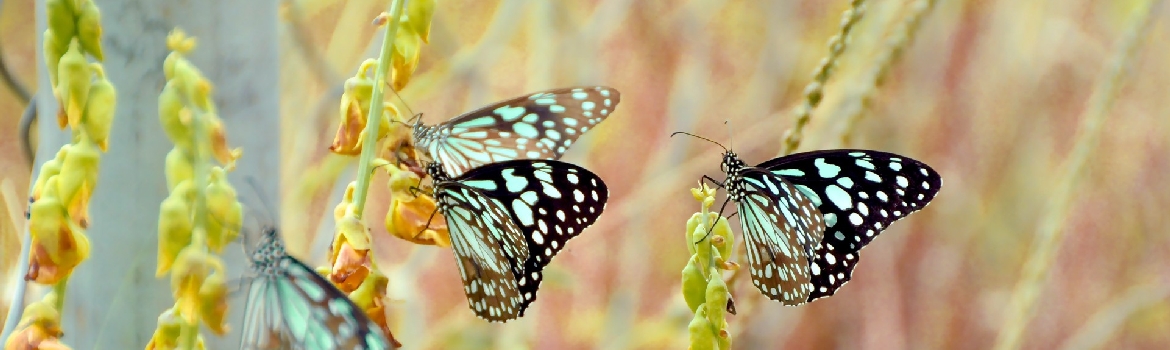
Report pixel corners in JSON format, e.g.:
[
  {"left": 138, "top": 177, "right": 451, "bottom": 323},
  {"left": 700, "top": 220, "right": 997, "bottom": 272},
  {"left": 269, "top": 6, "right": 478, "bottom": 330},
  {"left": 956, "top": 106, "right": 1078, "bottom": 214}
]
[
  {"left": 734, "top": 169, "right": 826, "bottom": 304},
  {"left": 416, "top": 86, "right": 620, "bottom": 176},
  {"left": 758, "top": 149, "right": 942, "bottom": 301},
  {"left": 433, "top": 184, "right": 529, "bottom": 321},
  {"left": 450, "top": 159, "right": 609, "bottom": 314}
]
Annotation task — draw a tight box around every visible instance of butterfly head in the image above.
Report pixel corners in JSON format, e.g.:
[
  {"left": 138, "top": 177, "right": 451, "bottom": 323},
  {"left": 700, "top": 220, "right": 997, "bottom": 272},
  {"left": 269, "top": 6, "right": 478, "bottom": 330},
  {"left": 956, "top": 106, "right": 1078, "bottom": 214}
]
[
  {"left": 424, "top": 161, "right": 450, "bottom": 182},
  {"left": 409, "top": 114, "right": 434, "bottom": 143},
  {"left": 721, "top": 151, "right": 745, "bottom": 175},
  {"left": 250, "top": 227, "right": 286, "bottom": 274}
]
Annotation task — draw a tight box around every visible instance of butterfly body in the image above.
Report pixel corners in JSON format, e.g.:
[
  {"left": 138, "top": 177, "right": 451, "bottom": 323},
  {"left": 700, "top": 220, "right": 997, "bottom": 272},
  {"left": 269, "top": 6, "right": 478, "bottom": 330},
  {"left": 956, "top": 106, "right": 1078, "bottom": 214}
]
[
  {"left": 413, "top": 86, "right": 619, "bottom": 177},
  {"left": 425, "top": 159, "right": 608, "bottom": 321},
  {"left": 242, "top": 228, "right": 396, "bottom": 350},
  {"left": 716, "top": 149, "right": 942, "bottom": 304}
]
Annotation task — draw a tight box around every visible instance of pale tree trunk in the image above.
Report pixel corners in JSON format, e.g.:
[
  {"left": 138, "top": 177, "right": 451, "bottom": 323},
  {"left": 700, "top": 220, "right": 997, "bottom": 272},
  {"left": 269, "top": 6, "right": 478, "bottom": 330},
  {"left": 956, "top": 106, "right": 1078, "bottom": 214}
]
[{"left": 32, "top": 0, "right": 280, "bottom": 347}]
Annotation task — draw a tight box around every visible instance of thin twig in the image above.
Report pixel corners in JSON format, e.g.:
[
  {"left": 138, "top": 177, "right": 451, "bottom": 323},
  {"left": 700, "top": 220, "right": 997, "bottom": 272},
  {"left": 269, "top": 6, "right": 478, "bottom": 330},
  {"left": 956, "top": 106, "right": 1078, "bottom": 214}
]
[
  {"left": 839, "top": 0, "right": 938, "bottom": 146},
  {"left": 0, "top": 41, "right": 31, "bottom": 104},
  {"left": 992, "top": 1, "right": 1164, "bottom": 348},
  {"left": 352, "top": 0, "right": 406, "bottom": 218},
  {"left": 781, "top": 0, "right": 868, "bottom": 155}
]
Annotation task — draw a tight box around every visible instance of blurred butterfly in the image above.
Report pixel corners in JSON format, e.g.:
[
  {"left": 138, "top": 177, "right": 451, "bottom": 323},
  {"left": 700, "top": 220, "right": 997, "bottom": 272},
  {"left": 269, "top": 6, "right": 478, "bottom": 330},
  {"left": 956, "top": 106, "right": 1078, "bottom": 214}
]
[
  {"left": 422, "top": 159, "right": 608, "bottom": 321},
  {"left": 241, "top": 227, "right": 399, "bottom": 349},
  {"left": 412, "top": 86, "right": 620, "bottom": 177},
  {"left": 679, "top": 133, "right": 942, "bottom": 304}
]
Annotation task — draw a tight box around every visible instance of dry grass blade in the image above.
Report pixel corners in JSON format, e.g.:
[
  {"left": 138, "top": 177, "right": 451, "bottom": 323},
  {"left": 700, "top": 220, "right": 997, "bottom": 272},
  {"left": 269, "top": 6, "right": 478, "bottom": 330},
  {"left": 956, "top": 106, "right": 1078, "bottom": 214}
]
[{"left": 992, "top": 1, "right": 1165, "bottom": 349}]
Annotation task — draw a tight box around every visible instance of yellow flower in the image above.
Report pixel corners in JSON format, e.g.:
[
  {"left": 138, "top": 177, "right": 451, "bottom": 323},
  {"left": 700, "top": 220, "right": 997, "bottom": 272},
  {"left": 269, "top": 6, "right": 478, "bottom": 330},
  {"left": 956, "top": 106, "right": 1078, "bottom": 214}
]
[
  {"left": 55, "top": 39, "right": 92, "bottom": 130},
  {"left": 82, "top": 64, "right": 117, "bottom": 151},
  {"left": 329, "top": 238, "right": 371, "bottom": 293},
  {"left": 145, "top": 307, "right": 206, "bottom": 350},
  {"left": 77, "top": 0, "right": 104, "bottom": 61},
  {"left": 55, "top": 137, "right": 101, "bottom": 226},
  {"left": 4, "top": 293, "right": 69, "bottom": 350},
  {"left": 170, "top": 244, "right": 224, "bottom": 325},
  {"left": 156, "top": 186, "right": 193, "bottom": 276},
  {"left": 384, "top": 166, "right": 449, "bottom": 247},
  {"left": 198, "top": 271, "right": 230, "bottom": 335},
  {"left": 26, "top": 193, "right": 90, "bottom": 285}
]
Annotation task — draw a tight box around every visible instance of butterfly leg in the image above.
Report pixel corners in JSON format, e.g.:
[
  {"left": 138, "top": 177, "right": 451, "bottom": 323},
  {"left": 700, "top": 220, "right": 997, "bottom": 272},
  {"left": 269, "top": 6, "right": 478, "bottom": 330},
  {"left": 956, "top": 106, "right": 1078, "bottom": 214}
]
[
  {"left": 700, "top": 175, "right": 726, "bottom": 189},
  {"left": 694, "top": 196, "right": 734, "bottom": 244},
  {"left": 414, "top": 206, "right": 441, "bottom": 238}
]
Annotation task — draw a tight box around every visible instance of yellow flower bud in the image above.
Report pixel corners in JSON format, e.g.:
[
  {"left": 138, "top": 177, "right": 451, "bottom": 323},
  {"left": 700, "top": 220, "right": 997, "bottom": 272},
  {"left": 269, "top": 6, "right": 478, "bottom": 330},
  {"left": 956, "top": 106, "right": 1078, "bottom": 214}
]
[
  {"left": 704, "top": 272, "right": 729, "bottom": 326},
  {"left": 43, "top": 29, "right": 70, "bottom": 87},
  {"left": 329, "top": 73, "right": 384, "bottom": 155},
  {"left": 405, "top": 0, "right": 435, "bottom": 43},
  {"left": 206, "top": 116, "right": 242, "bottom": 167},
  {"left": 45, "top": 0, "right": 76, "bottom": 44},
  {"left": 56, "top": 137, "right": 101, "bottom": 224},
  {"left": 336, "top": 213, "right": 371, "bottom": 251},
  {"left": 55, "top": 39, "right": 93, "bottom": 129},
  {"left": 205, "top": 201, "right": 241, "bottom": 254},
  {"left": 170, "top": 245, "right": 223, "bottom": 325},
  {"left": 681, "top": 256, "right": 706, "bottom": 313},
  {"left": 145, "top": 308, "right": 184, "bottom": 350},
  {"left": 27, "top": 195, "right": 90, "bottom": 284},
  {"left": 157, "top": 193, "right": 193, "bottom": 276},
  {"left": 198, "top": 271, "right": 230, "bottom": 335},
  {"left": 82, "top": 65, "right": 117, "bottom": 151},
  {"left": 158, "top": 81, "right": 196, "bottom": 152},
  {"left": 164, "top": 147, "right": 194, "bottom": 190},
  {"left": 391, "top": 30, "right": 420, "bottom": 90},
  {"left": 32, "top": 145, "right": 70, "bottom": 200},
  {"left": 4, "top": 292, "right": 67, "bottom": 350},
  {"left": 205, "top": 167, "right": 241, "bottom": 252},
  {"left": 329, "top": 239, "right": 371, "bottom": 293},
  {"left": 76, "top": 0, "right": 104, "bottom": 61},
  {"left": 688, "top": 305, "right": 715, "bottom": 350}
]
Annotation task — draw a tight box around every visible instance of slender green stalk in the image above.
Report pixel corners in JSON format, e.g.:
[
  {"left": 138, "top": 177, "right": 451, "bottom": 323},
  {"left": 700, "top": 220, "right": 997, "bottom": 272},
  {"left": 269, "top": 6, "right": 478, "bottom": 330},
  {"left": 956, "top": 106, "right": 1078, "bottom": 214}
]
[
  {"left": 181, "top": 103, "right": 210, "bottom": 350},
  {"left": 781, "top": 0, "right": 868, "bottom": 155},
  {"left": 992, "top": 1, "right": 1163, "bottom": 349},
  {"left": 352, "top": 0, "right": 406, "bottom": 219}
]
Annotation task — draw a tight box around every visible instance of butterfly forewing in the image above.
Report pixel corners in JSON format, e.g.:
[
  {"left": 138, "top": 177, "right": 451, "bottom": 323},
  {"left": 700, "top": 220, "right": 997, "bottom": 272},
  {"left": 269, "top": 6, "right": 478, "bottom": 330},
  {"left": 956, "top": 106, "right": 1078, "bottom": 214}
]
[
  {"left": 758, "top": 150, "right": 942, "bottom": 301},
  {"left": 416, "top": 86, "right": 620, "bottom": 176},
  {"left": 446, "top": 159, "right": 609, "bottom": 315},
  {"left": 434, "top": 184, "right": 530, "bottom": 321},
  {"left": 734, "top": 169, "right": 826, "bottom": 304},
  {"left": 242, "top": 230, "right": 395, "bottom": 350}
]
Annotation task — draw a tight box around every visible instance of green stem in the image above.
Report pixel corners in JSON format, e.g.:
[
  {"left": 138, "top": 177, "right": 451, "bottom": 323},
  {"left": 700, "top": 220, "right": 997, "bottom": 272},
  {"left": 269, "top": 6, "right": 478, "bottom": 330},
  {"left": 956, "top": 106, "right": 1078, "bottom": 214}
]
[
  {"left": 353, "top": 0, "right": 406, "bottom": 219},
  {"left": 52, "top": 277, "right": 69, "bottom": 311},
  {"left": 180, "top": 71, "right": 211, "bottom": 350}
]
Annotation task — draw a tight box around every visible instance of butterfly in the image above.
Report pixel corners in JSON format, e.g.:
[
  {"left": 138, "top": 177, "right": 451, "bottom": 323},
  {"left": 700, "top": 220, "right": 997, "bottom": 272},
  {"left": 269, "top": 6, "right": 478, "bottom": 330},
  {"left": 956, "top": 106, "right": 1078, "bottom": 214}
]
[
  {"left": 411, "top": 86, "right": 620, "bottom": 177},
  {"left": 241, "top": 227, "right": 398, "bottom": 349},
  {"left": 688, "top": 136, "right": 942, "bottom": 305},
  {"left": 422, "top": 159, "right": 608, "bottom": 321}
]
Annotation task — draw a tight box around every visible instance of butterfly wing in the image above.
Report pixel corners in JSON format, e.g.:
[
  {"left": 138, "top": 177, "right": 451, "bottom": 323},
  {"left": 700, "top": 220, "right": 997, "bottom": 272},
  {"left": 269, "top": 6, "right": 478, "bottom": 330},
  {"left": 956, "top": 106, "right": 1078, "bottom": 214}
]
[
  {"left": 434, "top": 183, "right": 530, "bottom": 321},
  {"left": 242, "top": 248, "right": 394, "bottom": 349},
  {"left": 758, "top": 150, "right": 943, "bottom": 301},
  {"left": 734, "top": 169, "right": 826, "bottom": 305},
  {"left": 416, "top": 86, "right": 620, "bottom": 176},
  {"left": 454, "top": 159, "right": 609, "bottom": 314}
]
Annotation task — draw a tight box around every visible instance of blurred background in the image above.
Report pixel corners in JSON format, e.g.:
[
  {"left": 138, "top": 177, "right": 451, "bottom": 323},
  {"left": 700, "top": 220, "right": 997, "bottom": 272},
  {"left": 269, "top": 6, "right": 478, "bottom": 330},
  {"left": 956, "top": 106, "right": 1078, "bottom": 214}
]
[{"left": 3, "top": 0, "right": 1170, "bottom": 349}]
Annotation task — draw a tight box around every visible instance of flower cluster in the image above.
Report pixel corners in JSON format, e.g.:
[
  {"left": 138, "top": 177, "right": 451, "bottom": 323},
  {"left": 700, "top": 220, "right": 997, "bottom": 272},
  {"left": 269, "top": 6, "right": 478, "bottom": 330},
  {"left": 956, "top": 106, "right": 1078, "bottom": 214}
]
[
  {"left": 6, "top": 0, "right": 112, "bottom": 348},
  {"left": 146, "top": 29, "right": 243, "bottom": 349},
  {"left": 322, "top": 0, "right": 439, "bottom": 343},
  {"left": 682, "top": 184, "right": 737, "bottom": 350}
]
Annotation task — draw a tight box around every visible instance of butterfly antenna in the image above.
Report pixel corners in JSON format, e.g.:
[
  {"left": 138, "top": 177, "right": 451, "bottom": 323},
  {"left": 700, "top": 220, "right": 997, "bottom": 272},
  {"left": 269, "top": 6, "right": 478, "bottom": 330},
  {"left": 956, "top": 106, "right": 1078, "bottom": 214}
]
[
  {"left": 724, "top": 120, "right": 734, "bottom": 151},
  {"left": 670, "top": 131, "right": 728, "bottom": 152},
  {"left": 243, "top": 176, "right": 279, "bottom": 230},
  {"left": 385, "top": 86, "right": 423, "bottom": 128}
]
